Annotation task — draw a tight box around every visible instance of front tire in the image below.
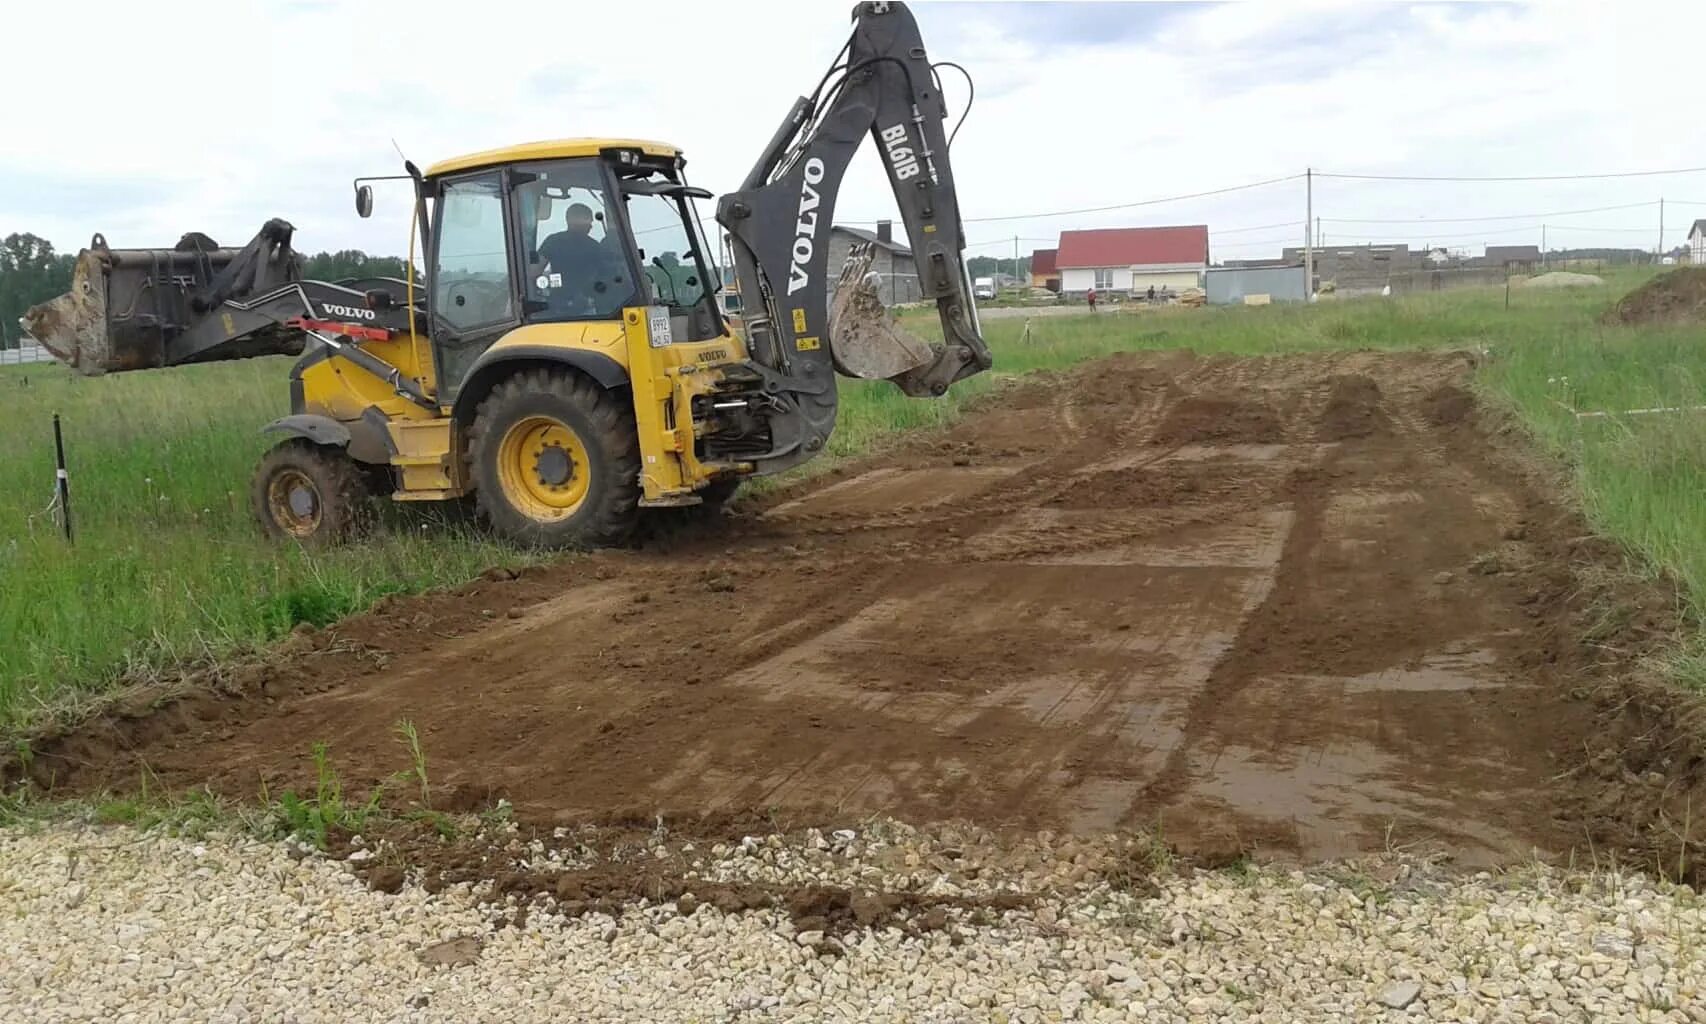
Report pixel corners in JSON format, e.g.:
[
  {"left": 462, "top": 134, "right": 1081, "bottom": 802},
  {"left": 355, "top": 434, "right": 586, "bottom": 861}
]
[
  {"left": 251, "top": 439, "right": 370, "bottom": 545},
  {"left": 468, "top": 369, "right": 640, "bottom": 548}
]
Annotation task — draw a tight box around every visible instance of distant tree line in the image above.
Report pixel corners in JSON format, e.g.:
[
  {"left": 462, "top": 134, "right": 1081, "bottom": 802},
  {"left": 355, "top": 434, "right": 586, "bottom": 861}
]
[
  {"left": 966, "top": 255, "right": 1031, "bottom": 280},
  {"left": 0, "top": 233, "right": 74, "bottom": 349},
  {"left": 300, "top": 249, "right": 416, "bottom": 283}
]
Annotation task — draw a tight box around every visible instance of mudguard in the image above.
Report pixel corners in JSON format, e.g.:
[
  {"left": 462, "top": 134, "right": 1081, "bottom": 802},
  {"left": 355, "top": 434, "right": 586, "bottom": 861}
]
[
  {"left": 263, "top": 412, "right": 394, "bottom": 466},
  {"left": 448, "top": 345, "right": 629, "bottom": 423}
]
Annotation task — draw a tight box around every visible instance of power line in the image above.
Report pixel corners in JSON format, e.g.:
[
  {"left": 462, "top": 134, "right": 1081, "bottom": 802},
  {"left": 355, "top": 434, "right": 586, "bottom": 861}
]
[
  {"left": 1319, "top": 166, "right": 1706, "bottom": 183},
  {"left": 1212, "top": 221, "right": 1302, "bottom": 235},
  {"left": 1321, "top": 201, "right": 1657, "bottom": 224},
  {"left": 1306, "top": 224, "right": 1654, "bottom": 243},
  {"left": 841, "top": 172, "right": 1303, "bottom": 226}
]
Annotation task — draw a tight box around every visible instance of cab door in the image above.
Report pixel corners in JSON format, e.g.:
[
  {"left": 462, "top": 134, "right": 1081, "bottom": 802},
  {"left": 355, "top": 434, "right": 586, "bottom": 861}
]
[{"left": 429, "top": 170, "right": 521, "bottom": 403}]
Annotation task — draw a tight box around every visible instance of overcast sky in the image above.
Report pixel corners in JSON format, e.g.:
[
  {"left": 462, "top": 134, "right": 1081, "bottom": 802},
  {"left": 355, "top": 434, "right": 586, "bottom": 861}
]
[{"left": 5, "top": 0, "right": 1702, "bottom": 263}]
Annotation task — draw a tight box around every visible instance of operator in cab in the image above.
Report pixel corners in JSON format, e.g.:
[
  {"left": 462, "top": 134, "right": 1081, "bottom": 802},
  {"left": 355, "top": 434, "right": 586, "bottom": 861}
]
[{"left": 539, "top": 202, "right": 618, "bottom": 314}]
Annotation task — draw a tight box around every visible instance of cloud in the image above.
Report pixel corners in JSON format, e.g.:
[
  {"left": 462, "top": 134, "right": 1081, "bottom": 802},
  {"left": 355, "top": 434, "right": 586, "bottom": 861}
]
[
  {"left": 943, "top": 1, "right": 1210, "bottom": 49},
  {"left": 3, "top": 0, "right": 1702, "bottom": 264}
]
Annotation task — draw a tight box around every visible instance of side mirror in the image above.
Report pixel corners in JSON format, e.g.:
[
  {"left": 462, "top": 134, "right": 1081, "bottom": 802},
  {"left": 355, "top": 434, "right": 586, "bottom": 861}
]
[{"left": 355, "top": 185, "right": 374, "bottom": 219}]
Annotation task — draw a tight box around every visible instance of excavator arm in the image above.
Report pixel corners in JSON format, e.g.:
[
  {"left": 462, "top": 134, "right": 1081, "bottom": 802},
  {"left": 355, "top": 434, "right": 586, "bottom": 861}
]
[{"left": 715, "top": 1, "right": 991, "bottom": 470}]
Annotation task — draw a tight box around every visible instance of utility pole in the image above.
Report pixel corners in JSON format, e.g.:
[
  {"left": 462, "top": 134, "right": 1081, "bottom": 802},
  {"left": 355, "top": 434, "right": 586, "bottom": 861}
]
[
  {"left": 1304, "top": 167, "right": 1314, "bottom": 299},
  {"left": 1658, "top": 197, "right": 1665, "bottom": 259},
  {"left": 1013, "top": 235, "right": 1019, "bottom": 283},
  {"left": 1541, "top": 224, "right": 1546, "bottom": 265}
]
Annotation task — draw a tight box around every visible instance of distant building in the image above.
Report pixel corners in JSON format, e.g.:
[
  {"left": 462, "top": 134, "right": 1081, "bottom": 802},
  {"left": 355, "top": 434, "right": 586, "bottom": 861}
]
[
  {"left": 1205, "top": 266, "right": 1308, "bottom": 305},
  {"left": 1030, "top": 247, "right": 1060, "bottom": 292},
  {"left": 1056, "top": 225, "right": 1209, "bottom": 297},
  {"left": 1484, "top": 244, "right": 1540, "bottom": 270},
  {"left": 1281, "top": 243, "right": 1414, "bottom": 291},
  {"left": 1689, "top": 220, "right": 1706, "bottom": 266},
  {"left": 826, "top": 220, "right": 920, "bottom": 305}
]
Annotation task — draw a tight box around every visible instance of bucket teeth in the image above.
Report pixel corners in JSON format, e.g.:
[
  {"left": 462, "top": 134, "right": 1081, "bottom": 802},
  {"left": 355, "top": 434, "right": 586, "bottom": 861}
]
[
  {"left": 24, "top": 249, "right": 113, "bottom": 373},
  {"left": 827, "top": 242, "right": 935, "bottom": 382}
]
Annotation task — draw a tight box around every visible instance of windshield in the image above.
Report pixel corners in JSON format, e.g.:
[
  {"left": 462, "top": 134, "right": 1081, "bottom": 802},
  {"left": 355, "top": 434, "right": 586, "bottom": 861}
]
[
  {"left": 511, "top": 159, "right": 635, "bottom": 320},
  {"left": 625, "top": 188, "right": 718, "bottom": 312}
]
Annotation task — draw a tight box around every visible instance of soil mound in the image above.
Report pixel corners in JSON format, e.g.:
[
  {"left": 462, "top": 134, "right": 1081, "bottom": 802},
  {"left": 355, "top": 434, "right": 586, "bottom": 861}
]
[
  {"left": 1422, "top": 385, "right": 1475, "bottom": 427},
  {"left": 1315, "top": 375, "right": 1392, "bottom": 441},
  {"left": 1153, "top": 395, "right": 1283, "bottom": 445},
  {"left": 1523, "top": 271, "right": 1604, "bottom": 289},
  {"left": 1604, "top": 268, "right": 1706, "bottom": 326}
]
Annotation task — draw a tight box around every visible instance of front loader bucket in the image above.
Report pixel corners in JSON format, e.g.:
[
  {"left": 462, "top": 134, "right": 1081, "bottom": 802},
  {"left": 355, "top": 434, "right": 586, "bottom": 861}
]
[
  {"left": 826, "top": 243, "right": 935, "bottom": 382},
  {"left": 24, "top": 247, "right": 123, "bottom": 372},
  {"left": 23, "top": 225, "right": 305, "bottom": 375}
]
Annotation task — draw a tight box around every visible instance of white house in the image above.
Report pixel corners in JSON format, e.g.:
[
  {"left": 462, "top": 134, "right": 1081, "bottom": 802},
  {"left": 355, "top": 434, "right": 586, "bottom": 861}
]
[
  {"left": 1055, "top": 225, "right": 1209, "bottom": 296},
  {"left": 1689, "top": 219, "right": 1706, "bottom": 265}
]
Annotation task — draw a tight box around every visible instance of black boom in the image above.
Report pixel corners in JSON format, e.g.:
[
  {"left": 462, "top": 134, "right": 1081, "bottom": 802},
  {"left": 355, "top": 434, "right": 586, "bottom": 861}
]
[{"left": 716, "top": 1, "right": 991, "bottom": 472}]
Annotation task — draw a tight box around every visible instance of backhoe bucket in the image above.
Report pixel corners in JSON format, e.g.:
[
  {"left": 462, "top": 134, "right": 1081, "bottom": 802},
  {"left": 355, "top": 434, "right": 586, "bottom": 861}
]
[
  {"left": 23, "top": 226, "right": 305, "bottom": 375},
  {"left": 826, "top": 243, "right": 935, "bottom": 382}
]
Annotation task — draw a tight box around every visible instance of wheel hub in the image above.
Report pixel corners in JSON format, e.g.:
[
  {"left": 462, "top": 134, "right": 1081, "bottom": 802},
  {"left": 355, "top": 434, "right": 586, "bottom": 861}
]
[
  {"left": 536, "top": 444, "right": 573, "bottom": 487},
  {"left": 266, "top": 468, "right": 323, "bottom": 538},
  {"left": 287, "top": 484, "right": 318, "bottom": 519}
]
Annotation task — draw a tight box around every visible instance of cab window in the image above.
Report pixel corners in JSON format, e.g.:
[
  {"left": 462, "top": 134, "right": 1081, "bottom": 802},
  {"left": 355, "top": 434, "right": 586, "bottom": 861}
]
[
  {"left": 433, "top": 174, "right": 514, "bottom": 331},
  {"left": 621, "top": 182, "right": 722, "bottom": 342},
  {"left": 511, "top": 160, "right": 634, "bottom": 321}
]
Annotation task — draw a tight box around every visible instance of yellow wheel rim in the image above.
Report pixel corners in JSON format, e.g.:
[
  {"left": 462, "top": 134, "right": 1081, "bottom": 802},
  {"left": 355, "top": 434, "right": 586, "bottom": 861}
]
[
  {"left": 496, "top": 415, "right": 592, "bottom": 521},
  {"left": 266, "top": 468, "right": 322, "bottom": 539}
]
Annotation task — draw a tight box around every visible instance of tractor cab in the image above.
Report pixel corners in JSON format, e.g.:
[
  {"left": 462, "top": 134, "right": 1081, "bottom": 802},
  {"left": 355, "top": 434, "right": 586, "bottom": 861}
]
[{"left": 360, "top": 139, "right": 733, "bottom": 400}]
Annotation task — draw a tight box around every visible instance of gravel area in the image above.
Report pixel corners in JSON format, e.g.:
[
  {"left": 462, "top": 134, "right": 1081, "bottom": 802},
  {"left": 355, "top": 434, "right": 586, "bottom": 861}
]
[{"left": 3, "top": 820, "right": 1704, "bottom": 1023}]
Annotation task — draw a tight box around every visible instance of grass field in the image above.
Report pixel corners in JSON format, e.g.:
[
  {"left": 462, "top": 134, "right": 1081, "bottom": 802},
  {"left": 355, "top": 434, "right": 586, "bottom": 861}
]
[{"left": 3, "top": 267, "right": 1702, "bottom": 726}]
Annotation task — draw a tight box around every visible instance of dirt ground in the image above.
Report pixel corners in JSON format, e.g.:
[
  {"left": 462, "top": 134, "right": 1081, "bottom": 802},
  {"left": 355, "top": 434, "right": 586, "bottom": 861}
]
[
  {"left": 1605, "top": 266, "right": 1706, "bottom": 325},
  {"left": 24, "top": 350, "right": 1706, "bottom": 874}
]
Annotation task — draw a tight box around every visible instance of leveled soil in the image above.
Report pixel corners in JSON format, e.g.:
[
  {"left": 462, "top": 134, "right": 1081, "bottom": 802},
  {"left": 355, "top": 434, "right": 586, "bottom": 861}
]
[
  {"left": 16, "top": 350, "right": 1706, "bottom": 879},
  {"left": 1604, "top": 267, "right": 1706, "bottom": 325}
]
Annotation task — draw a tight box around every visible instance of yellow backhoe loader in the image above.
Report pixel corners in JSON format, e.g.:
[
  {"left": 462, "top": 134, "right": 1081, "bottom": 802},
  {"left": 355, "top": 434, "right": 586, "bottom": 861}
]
[{"left": 24, "top": 2, "right": 991, "bottom": 547}]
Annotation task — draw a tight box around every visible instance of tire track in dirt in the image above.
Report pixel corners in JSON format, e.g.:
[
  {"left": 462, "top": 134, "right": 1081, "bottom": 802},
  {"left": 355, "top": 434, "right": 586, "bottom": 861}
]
[{"left": 19, "top": 350, "right": 1703, "bottom": 873}]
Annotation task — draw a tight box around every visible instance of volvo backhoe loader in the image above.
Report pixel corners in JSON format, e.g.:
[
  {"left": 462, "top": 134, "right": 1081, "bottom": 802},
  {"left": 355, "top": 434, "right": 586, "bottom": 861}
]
[{"left": 24, "top": 1, "right": 991, "bottom": 548}]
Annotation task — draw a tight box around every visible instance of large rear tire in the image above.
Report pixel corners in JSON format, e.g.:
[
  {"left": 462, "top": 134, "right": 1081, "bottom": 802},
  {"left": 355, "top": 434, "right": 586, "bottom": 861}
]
[
  {"left": 251, "top": 439, "right": 370, "bottom": 545},
  {"left": 468, "top": 369, "right": 640, "bottom": 548}
]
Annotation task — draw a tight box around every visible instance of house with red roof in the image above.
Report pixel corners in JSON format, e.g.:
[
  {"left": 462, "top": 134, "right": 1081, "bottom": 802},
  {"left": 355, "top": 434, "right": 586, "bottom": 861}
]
[
  {"left": 1029, "top": 247, "right": 1060, "bottom": 292},
  {"left": 1056, "top": 225, "right": 1209, "bottom": 297}
]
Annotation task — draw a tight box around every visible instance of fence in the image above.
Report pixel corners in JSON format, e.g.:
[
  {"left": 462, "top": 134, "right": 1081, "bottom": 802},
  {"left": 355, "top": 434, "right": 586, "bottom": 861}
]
[
  {"left": 1383, "top": 266, "right": 1511, "bottom": 295},
  {"left": 0, "top": 344, "right": 55, "bottom": 366},
  {"left": 1205, "top": 265, "right": 1308, "bottom": 305}
]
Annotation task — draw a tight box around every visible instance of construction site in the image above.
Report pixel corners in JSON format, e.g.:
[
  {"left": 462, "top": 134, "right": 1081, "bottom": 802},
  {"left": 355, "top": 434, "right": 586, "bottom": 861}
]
[
  {"left": 6, "top": 1, "right": 1706, "bottom": 1020},
  {"left": 19, "top": 342, "right": 1705, "bottom": 864}
]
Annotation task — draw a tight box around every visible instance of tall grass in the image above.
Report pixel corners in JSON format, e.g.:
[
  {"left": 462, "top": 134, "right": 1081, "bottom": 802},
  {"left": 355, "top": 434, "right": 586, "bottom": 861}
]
[
  {"left": 1, "top": 266, "right": 1700, "bottom": 722},
  {"left": 0, "top": 359, "right": 525, "bottom": 724}
]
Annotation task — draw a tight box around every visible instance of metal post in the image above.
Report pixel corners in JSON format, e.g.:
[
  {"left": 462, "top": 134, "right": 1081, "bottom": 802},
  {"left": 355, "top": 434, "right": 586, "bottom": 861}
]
[
  {"left": 52, "top": 413, "right": 73, "bottom": 543},
  {"left": 1303, "top": 168, "right": 1314, "bottom": 300}
]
